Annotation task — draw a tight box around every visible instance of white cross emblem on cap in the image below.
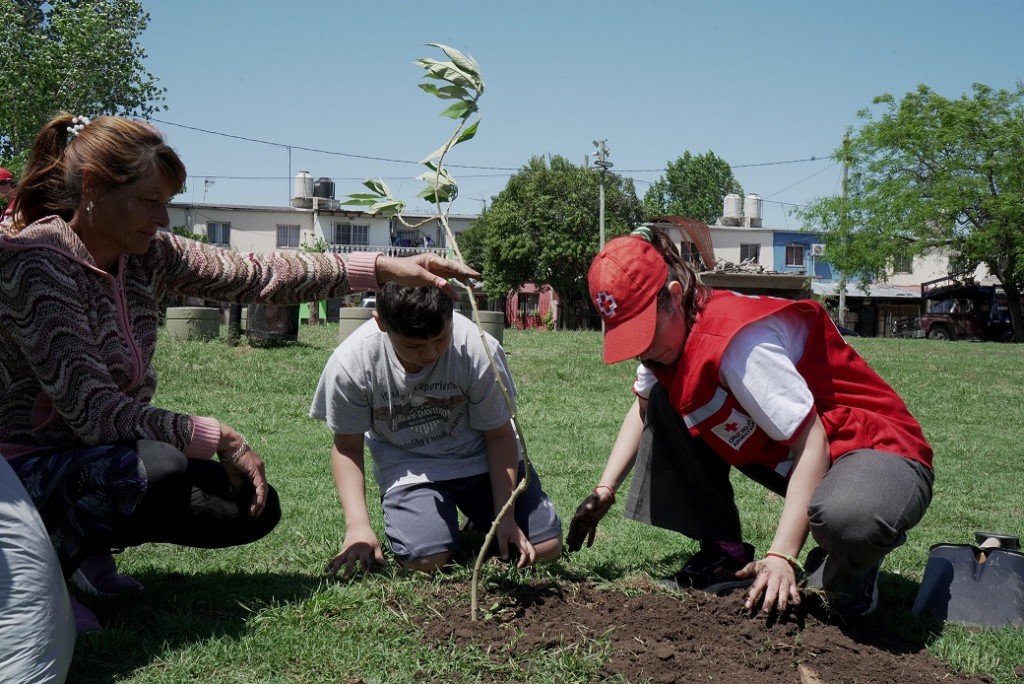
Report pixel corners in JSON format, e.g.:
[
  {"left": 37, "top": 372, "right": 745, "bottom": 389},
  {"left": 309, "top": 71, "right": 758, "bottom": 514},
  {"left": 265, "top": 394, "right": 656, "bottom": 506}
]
[{"left": 596, "top": 291, "right": 617, "bottom": 318}]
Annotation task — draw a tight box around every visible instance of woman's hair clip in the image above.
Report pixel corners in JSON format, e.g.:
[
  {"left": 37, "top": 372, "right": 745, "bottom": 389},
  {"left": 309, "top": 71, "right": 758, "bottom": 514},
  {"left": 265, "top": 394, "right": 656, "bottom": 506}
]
[
  {"left": 67, "top": 115, "right": 92, "bottom": 138},
  {"left": 630, "top": 225, "right": 654, "bottom": 242}
]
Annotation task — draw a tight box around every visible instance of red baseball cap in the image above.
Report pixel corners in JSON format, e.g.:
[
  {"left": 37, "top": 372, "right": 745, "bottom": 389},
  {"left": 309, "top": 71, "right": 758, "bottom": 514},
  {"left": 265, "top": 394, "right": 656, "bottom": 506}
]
[
  {"left": 588, "top": 236, "right": 668, "bottom": 364},
  {"left": 0, "top": 168, "right": 12, "bottom": 183}
]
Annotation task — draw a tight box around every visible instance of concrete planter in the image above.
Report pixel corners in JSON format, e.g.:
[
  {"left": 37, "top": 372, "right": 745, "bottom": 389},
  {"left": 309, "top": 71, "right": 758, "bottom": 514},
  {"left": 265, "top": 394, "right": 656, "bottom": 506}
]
[
  {"left": 472, "top": 310, "right": 505, "bottom": 345},
  {"left": 165, "top": 306, "right": 221, "bottom": 341},
  {"left": 338, "top": 308, "right": 375, "bottom": 344}
]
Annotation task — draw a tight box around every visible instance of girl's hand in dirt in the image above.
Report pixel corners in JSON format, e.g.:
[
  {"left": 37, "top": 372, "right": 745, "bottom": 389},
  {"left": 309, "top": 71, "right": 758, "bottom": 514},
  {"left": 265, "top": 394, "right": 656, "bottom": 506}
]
[
  {"left": 566, "top": 488, "right": 615, "bottom": 552},
  {"left": 737, "top": 556, "right": 801, "bottom": 614},
  {"left": 496, "top": 517, "right": 536, "bottom": 569},
  {"left": 326, "top": 528, "right": 386, "bottom": 581}
]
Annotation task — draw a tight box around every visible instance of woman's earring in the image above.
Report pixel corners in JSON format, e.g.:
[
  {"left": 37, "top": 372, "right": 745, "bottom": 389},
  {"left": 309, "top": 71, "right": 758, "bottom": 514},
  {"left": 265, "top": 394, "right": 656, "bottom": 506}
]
[{"left": 86, "top": 200, "right": 94, "bottom": 213}]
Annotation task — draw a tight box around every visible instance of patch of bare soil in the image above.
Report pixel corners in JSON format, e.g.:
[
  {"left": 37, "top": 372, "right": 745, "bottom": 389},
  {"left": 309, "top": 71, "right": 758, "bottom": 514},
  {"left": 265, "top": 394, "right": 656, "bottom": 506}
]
[{"left": 418, "top": 579, "right": 992, "bottom": 684}]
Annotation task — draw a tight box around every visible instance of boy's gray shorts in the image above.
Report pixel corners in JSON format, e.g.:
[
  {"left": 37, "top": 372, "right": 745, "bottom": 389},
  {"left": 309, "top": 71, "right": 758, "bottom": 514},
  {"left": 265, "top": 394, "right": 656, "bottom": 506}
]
[{"left": 381, "top": 462, "right": 562, "bottom": 562}]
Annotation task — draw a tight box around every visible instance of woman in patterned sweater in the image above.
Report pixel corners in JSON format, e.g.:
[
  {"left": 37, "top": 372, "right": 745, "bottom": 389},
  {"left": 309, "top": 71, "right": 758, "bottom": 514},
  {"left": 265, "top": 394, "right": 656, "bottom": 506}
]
[{"left": 0, "top": 113, "right": 476, "bottom": 633}]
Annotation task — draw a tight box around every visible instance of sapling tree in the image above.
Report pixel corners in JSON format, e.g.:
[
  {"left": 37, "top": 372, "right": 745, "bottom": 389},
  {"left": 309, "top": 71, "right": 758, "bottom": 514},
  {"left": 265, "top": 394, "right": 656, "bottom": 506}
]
[{"left": 344, "top": 43, "right": 530, "bottom": 621}]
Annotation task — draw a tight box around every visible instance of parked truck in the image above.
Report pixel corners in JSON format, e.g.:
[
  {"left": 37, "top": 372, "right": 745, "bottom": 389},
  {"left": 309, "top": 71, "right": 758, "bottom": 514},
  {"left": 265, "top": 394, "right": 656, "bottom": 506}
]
[{"left": 906, "top": 276, "right": 1012, "bottom": 341}]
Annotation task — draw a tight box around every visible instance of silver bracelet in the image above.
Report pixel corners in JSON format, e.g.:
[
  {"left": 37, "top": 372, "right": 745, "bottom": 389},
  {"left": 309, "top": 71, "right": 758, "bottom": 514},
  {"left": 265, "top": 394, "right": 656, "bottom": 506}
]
[{"left": 221, "top": 434, "right": 249, "bottom": 464}]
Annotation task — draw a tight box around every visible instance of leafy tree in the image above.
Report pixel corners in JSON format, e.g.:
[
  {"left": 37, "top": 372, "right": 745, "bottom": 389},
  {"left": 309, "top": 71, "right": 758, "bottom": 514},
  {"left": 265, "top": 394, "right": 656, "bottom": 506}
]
[
  {"left": 170, "top": 225, "right": 208, "bottom": 243},
  {"left": 455, "top": 219, "right": 487, "bottom": 274},
  {"left": 0, "top": 0, "right": 166, "bottom": 162},
  {"left": 799, "top": 83, "right": 1024, "bottom": 341},
  {"left": 475, "top": 155, "right": 644, "bottom": 313},
  {"left": 642, "top": 151, "right": 743, "bottom": 224}
]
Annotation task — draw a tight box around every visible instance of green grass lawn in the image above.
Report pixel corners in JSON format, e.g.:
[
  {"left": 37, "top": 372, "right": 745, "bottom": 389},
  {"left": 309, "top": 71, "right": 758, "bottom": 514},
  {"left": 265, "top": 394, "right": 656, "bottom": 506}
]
[{"left": 69, "top": 325, "right": 1024, "bottom": 683}]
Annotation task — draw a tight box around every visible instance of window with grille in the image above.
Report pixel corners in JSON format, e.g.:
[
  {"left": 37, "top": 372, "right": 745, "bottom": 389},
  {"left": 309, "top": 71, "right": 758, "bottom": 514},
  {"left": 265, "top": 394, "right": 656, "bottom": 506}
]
[
  {"left": 740, "top": 243, "right": 760, "bottom": 263},
  {"left": 785, "top": 243, "right": 804, "bottom": 267},
  {"left": 891, "top": 251, "right": 913, "bottom": 274},
  {"left": 518, "top": 293, "right": 539, "bottom": 316},
  {"left": 207, "top": 222, "right": 231, "bottom": 245},
  {"left": 276, "top": 224, "right": 300, "bottom": 248},
  {"left": 679, "top": 241, "right": 702, "bottom": 266},
  {"left": 330, "top": 222, "right": 369, "bottom": 246}
]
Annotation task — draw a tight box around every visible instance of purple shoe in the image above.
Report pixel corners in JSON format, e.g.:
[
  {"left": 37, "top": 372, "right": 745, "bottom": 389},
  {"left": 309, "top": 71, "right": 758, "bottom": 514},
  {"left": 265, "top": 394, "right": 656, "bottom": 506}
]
[
  {"left": 70, "top": 595, "right": 102, "bottom": 634},
  {"left": 70, "top": 554, "right": 144, "bottom": 596}
]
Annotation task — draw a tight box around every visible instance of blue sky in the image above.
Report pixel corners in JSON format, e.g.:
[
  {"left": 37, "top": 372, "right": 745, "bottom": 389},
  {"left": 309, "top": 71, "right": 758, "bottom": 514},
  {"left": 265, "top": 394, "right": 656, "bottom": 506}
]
[{"left": 143, "top": 0, "right": 1023, "bottom": 228}]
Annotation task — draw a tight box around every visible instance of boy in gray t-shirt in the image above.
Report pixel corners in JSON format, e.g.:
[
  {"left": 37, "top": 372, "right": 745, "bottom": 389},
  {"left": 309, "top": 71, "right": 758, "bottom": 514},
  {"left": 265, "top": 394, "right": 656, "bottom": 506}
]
[{"left": 310, "top": 283, "right": 562, "bottom": 577}]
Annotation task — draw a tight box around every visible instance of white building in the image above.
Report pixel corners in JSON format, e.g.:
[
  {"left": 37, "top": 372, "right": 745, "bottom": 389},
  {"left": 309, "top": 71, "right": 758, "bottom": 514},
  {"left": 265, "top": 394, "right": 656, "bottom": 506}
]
[{"left": 167, "top": 172, "right": 476, "bottom": 257}]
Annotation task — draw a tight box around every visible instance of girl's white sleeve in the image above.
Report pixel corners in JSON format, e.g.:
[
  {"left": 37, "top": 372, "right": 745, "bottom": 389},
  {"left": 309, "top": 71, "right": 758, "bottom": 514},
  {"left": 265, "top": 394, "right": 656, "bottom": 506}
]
[{"left": 719, "top": 310, "right": 814, "bottom": 442}]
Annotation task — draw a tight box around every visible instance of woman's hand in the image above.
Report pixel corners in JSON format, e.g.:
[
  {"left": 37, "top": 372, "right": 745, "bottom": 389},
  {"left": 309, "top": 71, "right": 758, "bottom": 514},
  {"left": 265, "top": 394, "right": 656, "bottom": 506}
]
[
  {"left": 375, "top": 253, "right": 479, "bottom": 299},
  {"left": 217, "top": 428, "right": 269, "bottom": 517},
  {"left": 737, "top": 555, "right": 802, "bottom": 614}
]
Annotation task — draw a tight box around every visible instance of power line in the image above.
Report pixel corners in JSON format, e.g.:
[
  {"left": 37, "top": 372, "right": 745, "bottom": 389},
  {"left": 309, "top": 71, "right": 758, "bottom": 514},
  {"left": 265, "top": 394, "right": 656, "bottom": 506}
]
[
  {"left": 620, "top": 157, "right": 830, "bottom": 173},
  {"left": 152, "top": 118, "right": 831, "bottom": 175},
  {"left": 763, "top": 161, "right": 841, "bottom": 199},
  {"left": 151, "top": 118, "right": 521, "bottom": 171}
]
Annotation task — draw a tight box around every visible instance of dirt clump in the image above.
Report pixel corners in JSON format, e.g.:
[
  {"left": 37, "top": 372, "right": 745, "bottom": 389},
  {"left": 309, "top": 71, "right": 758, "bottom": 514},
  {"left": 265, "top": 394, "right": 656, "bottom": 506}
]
[{"left": 418, "top": 579, "right": 991, "bottom": 684}]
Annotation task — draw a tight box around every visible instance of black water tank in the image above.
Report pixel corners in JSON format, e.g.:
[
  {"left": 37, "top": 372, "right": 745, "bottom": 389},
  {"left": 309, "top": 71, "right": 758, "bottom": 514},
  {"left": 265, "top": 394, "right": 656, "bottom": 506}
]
[{"left": 313, "top": 177, "right": 335, "bottom": 199}]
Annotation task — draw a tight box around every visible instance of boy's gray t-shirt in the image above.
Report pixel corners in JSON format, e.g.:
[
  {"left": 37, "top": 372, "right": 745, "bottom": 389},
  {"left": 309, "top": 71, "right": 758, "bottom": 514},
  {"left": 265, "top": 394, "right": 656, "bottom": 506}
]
[{"left": 310, "top": 312, "right": 517, "bottom": 492}]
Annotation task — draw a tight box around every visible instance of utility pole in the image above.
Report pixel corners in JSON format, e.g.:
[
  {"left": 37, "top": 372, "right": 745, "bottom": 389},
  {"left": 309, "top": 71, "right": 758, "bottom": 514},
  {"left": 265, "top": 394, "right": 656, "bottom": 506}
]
[
  {"left": 838, "top": 133, "right": 849, "bottom": 327},
  {"left": 592, "top": 139, "right": 612, "bottom": 250}
]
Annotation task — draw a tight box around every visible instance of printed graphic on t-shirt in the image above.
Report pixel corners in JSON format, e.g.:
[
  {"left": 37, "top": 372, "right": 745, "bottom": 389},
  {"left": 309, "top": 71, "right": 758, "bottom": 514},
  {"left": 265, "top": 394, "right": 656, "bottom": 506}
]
[
  {"left": 372, "top": 380, "right": 468, "bottom": 448},
  {"left": 710, "top": 409, "right": 757, "bottom": 451}
]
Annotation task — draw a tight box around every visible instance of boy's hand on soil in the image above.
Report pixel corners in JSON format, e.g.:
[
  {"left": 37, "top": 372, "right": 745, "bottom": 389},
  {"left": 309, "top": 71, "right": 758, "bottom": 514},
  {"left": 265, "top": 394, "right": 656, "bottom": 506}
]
[
  {"left": 325, "top": 534, "right": 386, "bottom": 581},
  {"left": 567, "top": 489, "right": 614, "bottom": 552},
  {"left": 497, "top": 519, "right": 536, "bottom": 568},
  {"left": 738, "top": 557, "right": 801, "bottom": 615}
]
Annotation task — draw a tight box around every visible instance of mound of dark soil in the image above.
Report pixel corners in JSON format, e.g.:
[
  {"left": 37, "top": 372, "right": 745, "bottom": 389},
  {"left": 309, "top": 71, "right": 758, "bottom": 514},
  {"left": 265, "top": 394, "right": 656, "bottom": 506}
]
[{"left": 418, "top": 579, "right": 992, "bottom": 684}]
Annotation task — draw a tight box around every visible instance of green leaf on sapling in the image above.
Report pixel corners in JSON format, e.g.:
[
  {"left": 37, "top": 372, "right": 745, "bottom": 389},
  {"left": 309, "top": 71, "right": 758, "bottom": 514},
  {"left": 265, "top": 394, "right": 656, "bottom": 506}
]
[
  {"left": 455, "top": 119, "right": 480, "bottom": 145},
  {"left": 367, "top": 200, "right": 406, "bottom": 216},
  {"left": 427, "top": 43, "right": 480, "bottom": 79},
  {"left": 363, "top": 178, "right": 392, "bottom": 197},
  {"left": 418, "top": 83, "right": 471, "bottom": 100}
]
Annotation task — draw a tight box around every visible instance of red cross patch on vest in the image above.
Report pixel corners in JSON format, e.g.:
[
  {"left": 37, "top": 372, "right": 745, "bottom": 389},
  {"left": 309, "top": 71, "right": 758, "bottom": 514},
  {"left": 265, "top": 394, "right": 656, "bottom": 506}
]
[{"left": 710, "top": 408, "right": 757, "bottom": 451}]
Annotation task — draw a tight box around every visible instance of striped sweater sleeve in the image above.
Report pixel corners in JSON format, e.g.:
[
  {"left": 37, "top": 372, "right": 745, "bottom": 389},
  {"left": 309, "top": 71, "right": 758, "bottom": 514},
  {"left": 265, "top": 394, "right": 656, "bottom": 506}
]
[
  {"left": 3, "top": 254, "right": 198, "bottom": 451},
  {"left": 151, "top": 233, "right": 377, "bottom": 304}
]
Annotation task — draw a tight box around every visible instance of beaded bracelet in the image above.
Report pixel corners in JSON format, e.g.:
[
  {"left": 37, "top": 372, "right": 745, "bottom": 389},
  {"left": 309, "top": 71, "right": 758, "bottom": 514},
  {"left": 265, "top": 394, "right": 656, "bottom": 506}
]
[
  {"left": 592, "top": 484, "right": 616, "bottom": 504},
  {"left": 765, "top": 551, "right": 804, "bottom": 575},
  {"left": 221, "top": 434, "right": 250, "bottom": 464}
]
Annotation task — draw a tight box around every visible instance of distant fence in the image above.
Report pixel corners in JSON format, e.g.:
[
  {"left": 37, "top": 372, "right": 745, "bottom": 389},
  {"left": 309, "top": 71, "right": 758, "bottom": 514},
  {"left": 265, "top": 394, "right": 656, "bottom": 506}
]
[{"left": 326, "top": 245, "right": 450, "bottom": 259}]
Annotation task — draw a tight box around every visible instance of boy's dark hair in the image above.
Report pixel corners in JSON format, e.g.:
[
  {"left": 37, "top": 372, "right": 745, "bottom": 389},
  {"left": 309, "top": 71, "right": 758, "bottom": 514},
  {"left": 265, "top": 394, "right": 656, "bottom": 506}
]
[{"left": 376, "top": 282, "right": 453, "bottom": 339}]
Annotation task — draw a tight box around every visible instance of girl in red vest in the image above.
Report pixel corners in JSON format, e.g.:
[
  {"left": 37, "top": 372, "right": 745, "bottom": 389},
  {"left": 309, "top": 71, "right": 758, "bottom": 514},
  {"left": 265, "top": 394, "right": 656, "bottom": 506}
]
[{"left": 568, "top": 226, "right": 933, "bottom": 616}]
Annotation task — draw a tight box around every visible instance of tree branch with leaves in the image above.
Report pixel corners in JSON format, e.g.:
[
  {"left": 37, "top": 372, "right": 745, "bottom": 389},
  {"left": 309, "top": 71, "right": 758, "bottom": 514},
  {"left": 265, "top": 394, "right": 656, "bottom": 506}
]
[
  {"left": 799, "top": 83, "right": 1024, "bottom": 341},
  {"left": 0, "top": 0, "right": 165, "bottom": 165}
]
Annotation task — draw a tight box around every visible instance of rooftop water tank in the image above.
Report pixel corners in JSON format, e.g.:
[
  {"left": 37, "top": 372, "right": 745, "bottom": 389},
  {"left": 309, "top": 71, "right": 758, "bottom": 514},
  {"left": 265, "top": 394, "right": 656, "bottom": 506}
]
[
  {"left": 723, "top": 193, "right": 743, "bottom": 224},
  {"left": 313, "top": 177, "right": 336, "bottom": 200},
  {"left": 744, "top": 193, "right": 762, "bottom": 221},
  {"left": 293, "top": 171, "right": 313, "bottom": 200}
]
